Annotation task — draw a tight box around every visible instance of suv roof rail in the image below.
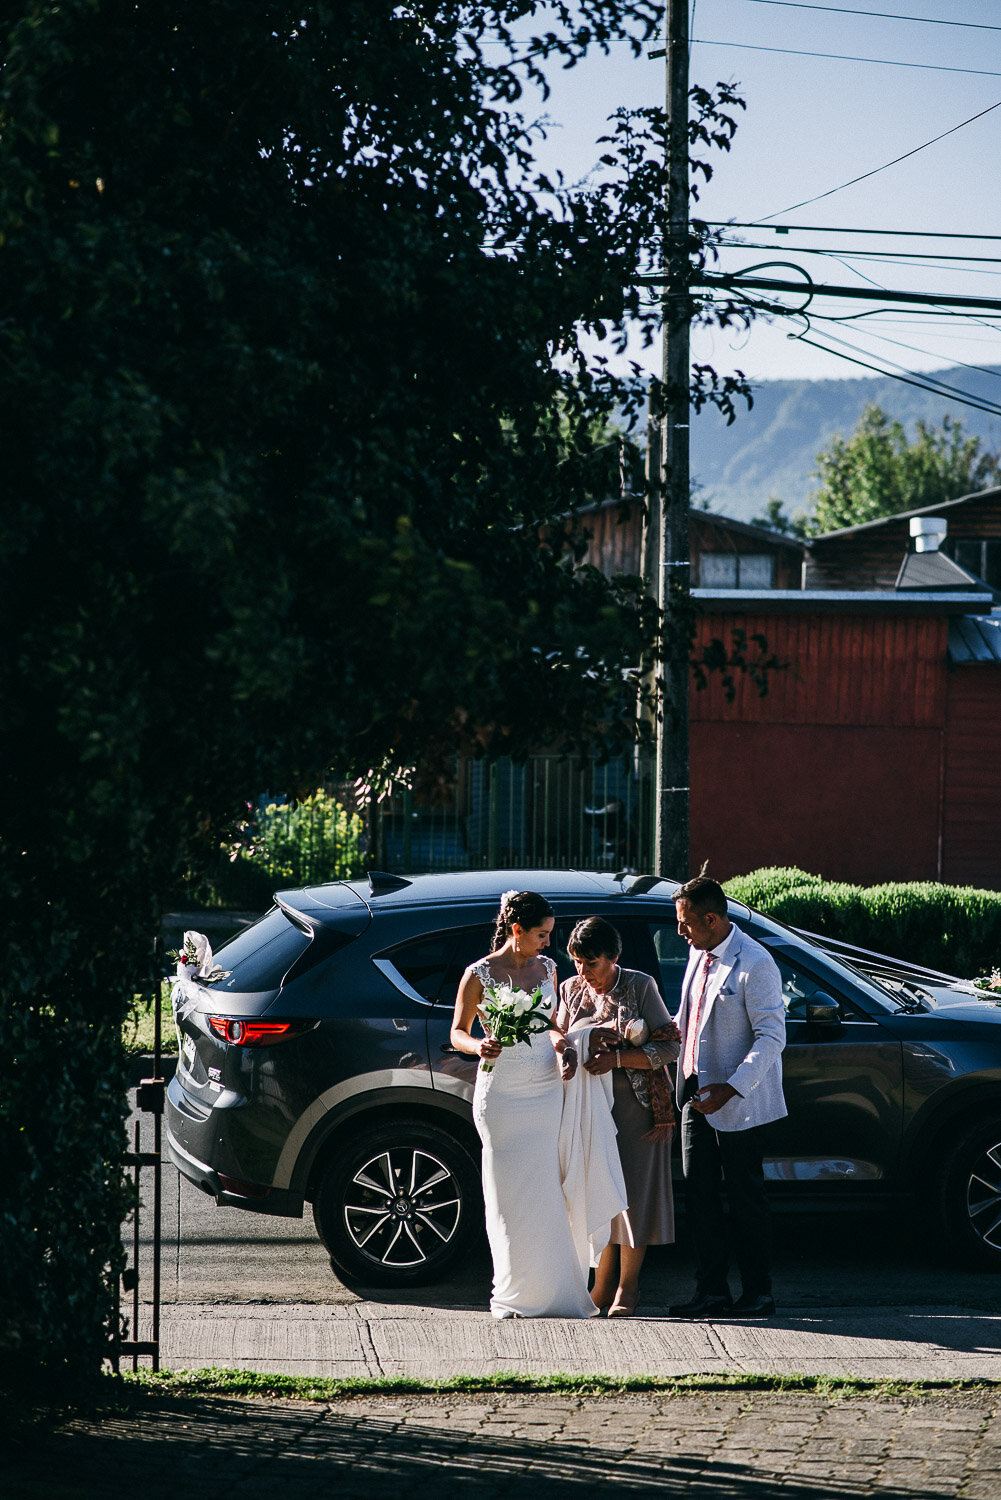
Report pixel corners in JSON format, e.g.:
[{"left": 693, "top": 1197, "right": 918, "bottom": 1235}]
[{"left": 368, "top": 870, "right": 414, "bottom": 896}]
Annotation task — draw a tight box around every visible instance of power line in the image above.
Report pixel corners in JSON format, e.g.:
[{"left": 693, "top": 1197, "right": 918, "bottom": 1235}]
[
  {"left": 685, "top": 272, "right": 1001, "bottom": 313},
  {"left": 751, "top": 97, "right": 1001, "bottom": 222},
  {"left": 789, "top": 334, "right": 1001, "bottom": 417},
  {"left": 797, "top": 328, "right": 1001, "bottom": 414},
  {"left": 742, "top": 0, "right": 1001, "bottom": 33},
  {"left": 692, "top": 38, "right": 1001, "bottom": 78},
  {"left": 813, "top": 317, "right": 1001, "bottom": 383},
  {"left": 718, "top": 239, "right": 1001, "bottom": 268},
  {"left": 705, "top": 222, "right": 1001, "bottom": 242}
]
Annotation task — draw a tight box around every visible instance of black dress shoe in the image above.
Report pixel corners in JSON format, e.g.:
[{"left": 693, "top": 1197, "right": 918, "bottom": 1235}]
[
  {"left": 668, "top": 1292, "right": 733, "bottom": 1319},
  {"left": 731, "top": 1292, "right": 776, "bottom": 1317}
]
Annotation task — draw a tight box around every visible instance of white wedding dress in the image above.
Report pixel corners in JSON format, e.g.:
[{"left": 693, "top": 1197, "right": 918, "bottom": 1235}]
[{"left": 472, "top": 956, "right": 625, "bottom": 1319}]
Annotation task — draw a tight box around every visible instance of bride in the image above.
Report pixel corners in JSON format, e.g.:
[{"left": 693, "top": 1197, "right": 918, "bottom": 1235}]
[{"left": 451, "top": 890, "right": 625, "bottom": 1319}]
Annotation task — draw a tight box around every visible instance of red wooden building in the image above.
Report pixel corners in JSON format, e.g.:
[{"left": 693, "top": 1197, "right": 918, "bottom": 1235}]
[
  {"left": 689, "top": 590, "right": 1001, "bottom": 887},
  {"left": 580, "top": 488, "right": 1001, "bottom": 887}
]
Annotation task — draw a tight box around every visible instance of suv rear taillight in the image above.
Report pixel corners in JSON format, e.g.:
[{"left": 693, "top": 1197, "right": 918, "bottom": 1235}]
[{"left": 207, "top": 1017, "right": 316, "bottom": 1047}]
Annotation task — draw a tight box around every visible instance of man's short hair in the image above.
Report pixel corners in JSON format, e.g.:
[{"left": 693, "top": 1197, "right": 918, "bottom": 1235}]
[{"left": 674, "top": 873, "right": 728, "bottom": 918}]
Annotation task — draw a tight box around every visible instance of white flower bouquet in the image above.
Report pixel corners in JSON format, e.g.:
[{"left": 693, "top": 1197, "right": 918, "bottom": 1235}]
[{"left": 480, "top": 982, "right": 552, "bottom": 1072}]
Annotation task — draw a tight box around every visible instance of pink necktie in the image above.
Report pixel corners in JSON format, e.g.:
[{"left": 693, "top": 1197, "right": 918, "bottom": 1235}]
[{"left": 683, "top": 952, "right": 714, "bottom": 1079}]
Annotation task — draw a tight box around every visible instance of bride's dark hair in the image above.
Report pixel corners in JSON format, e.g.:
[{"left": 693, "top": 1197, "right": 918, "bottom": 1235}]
[{"left": 492, "top": 890, "right": 554, "bottom": 952}]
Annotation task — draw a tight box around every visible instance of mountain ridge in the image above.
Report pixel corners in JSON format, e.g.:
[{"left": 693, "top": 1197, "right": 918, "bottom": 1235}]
[{"left": 689, "top": 363, "right": 1001, "bottom": 524}]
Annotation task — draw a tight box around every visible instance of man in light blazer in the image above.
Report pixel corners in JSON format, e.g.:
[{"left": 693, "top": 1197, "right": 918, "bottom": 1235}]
[{"left": 669, "top": 873, "right": 786, "bottom": 1319}]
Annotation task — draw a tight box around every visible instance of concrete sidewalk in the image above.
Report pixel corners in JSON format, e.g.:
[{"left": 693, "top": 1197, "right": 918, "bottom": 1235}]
[{"left": 150, "top": 1299, "right": 1001, "bottom": 1381}]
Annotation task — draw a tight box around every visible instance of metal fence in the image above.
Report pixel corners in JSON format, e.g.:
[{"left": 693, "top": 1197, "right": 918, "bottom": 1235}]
[
  {"left": 369, "top": 754, "right": 656, "bottom": 875},
  {"left": 216, "top": 755, "right": 656, "bottom": 896}
]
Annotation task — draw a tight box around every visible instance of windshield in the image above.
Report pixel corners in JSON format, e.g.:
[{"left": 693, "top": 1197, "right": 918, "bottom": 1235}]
[{"left": 817, "top": 949, "right": 928, "bottom": 1011}]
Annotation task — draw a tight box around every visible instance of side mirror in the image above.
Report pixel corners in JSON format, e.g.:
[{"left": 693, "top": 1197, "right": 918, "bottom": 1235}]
[{"left": 806, "top": 992, "right": 841, "bottom": 1026}]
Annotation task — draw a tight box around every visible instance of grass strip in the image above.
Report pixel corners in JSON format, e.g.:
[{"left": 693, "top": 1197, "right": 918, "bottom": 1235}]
[{"left": 122, "top": 1367, "right": 1001, "bottom": 1402}]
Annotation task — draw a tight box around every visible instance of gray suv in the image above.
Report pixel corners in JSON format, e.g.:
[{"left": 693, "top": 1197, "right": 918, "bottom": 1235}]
[{"left": 166, "top": 868, "right": 1001, "bottom": 1285}]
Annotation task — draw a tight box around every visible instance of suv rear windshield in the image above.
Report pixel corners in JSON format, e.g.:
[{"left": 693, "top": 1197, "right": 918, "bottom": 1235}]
[{"left": 207, "top": 907, "right": 312, "bottom": 994}]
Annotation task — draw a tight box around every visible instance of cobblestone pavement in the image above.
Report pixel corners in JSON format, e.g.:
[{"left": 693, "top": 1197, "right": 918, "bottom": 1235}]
[{"left": 7, "top": 1390, "right": 1001, "bottom": 1498}]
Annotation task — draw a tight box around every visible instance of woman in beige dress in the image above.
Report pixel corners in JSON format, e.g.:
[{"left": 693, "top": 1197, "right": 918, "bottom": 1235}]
[{"left": 557, "top": 916, "right": 681, "bottom": 1317}]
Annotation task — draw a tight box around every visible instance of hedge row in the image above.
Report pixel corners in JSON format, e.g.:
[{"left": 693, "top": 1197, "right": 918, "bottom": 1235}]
[{"left": 725, "top": 867, "right": 1001, "bottom": 980}]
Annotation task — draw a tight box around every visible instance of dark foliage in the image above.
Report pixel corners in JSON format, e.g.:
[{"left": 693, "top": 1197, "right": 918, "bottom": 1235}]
[{"left": 0, "top": 0, "right": 751, "bottom": 1382}]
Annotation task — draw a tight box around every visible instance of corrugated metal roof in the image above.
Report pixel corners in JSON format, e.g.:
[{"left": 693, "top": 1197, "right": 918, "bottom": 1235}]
[{"left": 948, "top": 613, "right": 1001, "bottom": 664}]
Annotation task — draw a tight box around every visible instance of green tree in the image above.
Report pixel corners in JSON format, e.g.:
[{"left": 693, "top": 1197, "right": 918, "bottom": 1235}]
[
  {"left": 806, "top": 404, "right": 1001, "bottom": 534},
  {"left": 0, "top": 1, "right": 753, "bottom": 1386},
  {"left": 751, "top": 496, "right": 810, "bottom": 539}
]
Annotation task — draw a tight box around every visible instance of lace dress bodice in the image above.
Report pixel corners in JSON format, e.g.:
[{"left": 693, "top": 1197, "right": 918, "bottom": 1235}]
[{"left": 471, "top": 955, "right": 558, "bottom": 1080}]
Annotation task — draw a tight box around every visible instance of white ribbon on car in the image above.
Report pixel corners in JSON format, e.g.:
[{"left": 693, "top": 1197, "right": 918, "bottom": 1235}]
[{"left": 173, "top": 929, "right": 230, "bottom": 1005}]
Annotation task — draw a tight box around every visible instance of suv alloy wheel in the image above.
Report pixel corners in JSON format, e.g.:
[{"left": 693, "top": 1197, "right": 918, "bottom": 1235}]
[
  {"left": 941, "top": 1117, "right": 1001, "bottom": 1268},
  {"left": 312, "top": 1120, "right": 483, "bottom": 1285}
]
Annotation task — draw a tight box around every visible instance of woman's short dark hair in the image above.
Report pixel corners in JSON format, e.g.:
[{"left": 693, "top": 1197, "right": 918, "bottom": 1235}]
[
  {"left": 492, "top": 890, "right": 554, "bottom": 951},
  {"left": 567, "top": 916, "right": 622, "bottom": 963}
]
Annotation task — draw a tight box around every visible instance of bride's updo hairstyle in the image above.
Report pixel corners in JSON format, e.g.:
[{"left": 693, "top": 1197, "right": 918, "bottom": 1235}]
[{"left": 492, "top": 890, "right": 554, "bottom": 952}]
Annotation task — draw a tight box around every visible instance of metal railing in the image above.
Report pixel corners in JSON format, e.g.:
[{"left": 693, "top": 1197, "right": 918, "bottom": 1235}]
[
  {"left": 214, "top": 755, "right": 657, "bottom": 896},
  {"left": 111, "top": 979, "right": 164, "bottom": 1372},
  {"left": 370, "top": 754, "right": 655, "bottom": 875}
]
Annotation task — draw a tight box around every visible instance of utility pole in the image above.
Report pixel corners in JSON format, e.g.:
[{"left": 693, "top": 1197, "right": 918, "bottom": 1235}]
[{"left": 652, "top": 0, "right": 691, "bottom": 879}]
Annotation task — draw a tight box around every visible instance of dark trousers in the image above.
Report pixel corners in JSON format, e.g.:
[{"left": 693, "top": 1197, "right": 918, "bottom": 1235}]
[{"left": 680, "top": 1077, "right": 773, "bottom": 1298}]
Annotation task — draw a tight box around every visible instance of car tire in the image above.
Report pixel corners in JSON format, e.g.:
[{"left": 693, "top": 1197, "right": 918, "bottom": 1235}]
[
  {"left": 312, "top": 1119, "right": 483, "bottom": 1286},
  {"left": 939, "top": 1116, "right": 1001, "bottom": 1268}
]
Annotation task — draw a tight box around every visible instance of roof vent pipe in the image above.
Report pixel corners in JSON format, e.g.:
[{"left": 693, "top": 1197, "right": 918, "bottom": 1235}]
[{"left": 911, "top": 516, "right": 947, "bottom": 553}]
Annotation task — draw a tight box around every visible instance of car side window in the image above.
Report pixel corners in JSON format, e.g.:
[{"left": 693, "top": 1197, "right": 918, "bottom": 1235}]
[
  {"left": 768, "top": 950, "right": 859, "bottom": 1021},
  {"left": 549, "top": 919, "right": 580, "bottom": 988},
  {"left": 774, "top": 953, "right": 826, "bottom": 1019},
  {"left": 435, "top": 924, "right": 496, "bottom": 1009},
  {"left": 646, "top": 922, "right": 691, "bottom": 1015},
  {"left": 377, "top": 931, "right": 459, "bottom": 1003}
]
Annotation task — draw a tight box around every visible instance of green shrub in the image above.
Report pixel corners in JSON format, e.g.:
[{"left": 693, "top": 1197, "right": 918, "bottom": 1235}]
[
  {"left": 246, "top": 789, "right": 365, "bottom": 889},
  {"left": 724, "top": 866, "right": 825, "bottom": 907},
  {"left": 726, "top": 868, "right": 1001, "bottom": 978}
]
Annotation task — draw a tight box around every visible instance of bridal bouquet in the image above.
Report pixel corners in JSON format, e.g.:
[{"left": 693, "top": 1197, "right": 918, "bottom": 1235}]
[{"left": 480, "top": 982, "right": 552, "bottom": 1072}]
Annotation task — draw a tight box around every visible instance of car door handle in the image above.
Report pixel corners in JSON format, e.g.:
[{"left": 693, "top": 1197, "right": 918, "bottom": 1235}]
[{"left": 439, "top": 1042, "right": 461, "bottom": 1055}]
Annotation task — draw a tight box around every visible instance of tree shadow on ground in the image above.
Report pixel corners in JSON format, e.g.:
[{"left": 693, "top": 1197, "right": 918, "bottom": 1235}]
[{"left": 2, "top": 1390, "right": 991, "bottom": 1499}]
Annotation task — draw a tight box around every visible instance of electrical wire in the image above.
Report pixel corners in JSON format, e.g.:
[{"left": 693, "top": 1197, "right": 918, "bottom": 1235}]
[
  {"left": 706, "top": 222, "right": 1001, "bottom": 242},
  {"left": 787, "top": 333, "right": 1001, "bottom": 417},
  {"left": 692, "top": 38, "right": 1001, "bottom": 79},
  {"left": 798, "top": 327, "right": 1001, "bottom": 413},
  {"left": 812, "top": 317, "right": 1001, "bottom": 382},
  {"left": 716, "top": 240, "right": 1001, "bottom": 267},
  {"left": 751, "top": 98, "right": 1001, "bottom": 221},
  {"left": 814, "top": 254, "right": 1001, "bottom": 280},
  {"left": 742, "top": 0, "right": 1001, "bottom": 32}
]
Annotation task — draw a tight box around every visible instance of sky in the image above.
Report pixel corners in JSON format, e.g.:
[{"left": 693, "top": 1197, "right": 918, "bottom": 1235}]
[{"left": 523, "top": 0, "right": 1001, "bottom": 387}]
